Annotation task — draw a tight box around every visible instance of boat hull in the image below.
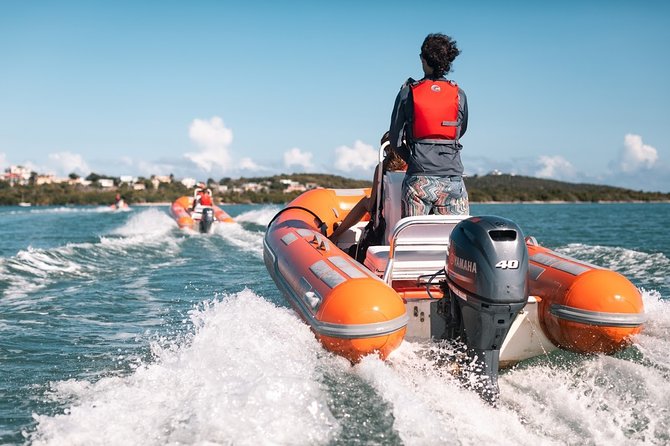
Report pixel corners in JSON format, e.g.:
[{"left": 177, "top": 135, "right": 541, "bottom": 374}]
[{"left": 263, "top": 188, "right": 407, "bottom": 363}]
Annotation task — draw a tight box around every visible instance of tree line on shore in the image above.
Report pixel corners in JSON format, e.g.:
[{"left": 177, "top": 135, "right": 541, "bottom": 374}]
[{"left": 1, "top": 173, "right": 668, "bottom": 206}]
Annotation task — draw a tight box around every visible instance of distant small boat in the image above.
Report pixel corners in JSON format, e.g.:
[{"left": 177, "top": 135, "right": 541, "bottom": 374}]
[
  {"left": 170, "top": 188, "right": 233, "bottom": 233},
  {"left": 18, "top": 202, "right": 32, "bottom": 207}
]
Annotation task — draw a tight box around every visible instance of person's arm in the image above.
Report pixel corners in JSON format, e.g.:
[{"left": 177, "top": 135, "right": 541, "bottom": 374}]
[
  {"left": 458, "top": 88, "right": 468, "bottom": 138},
  {"left": 389, "top": 84, "right": 411, "bottom": 163},
  {"left": 330, "top": 196, "right": 370, "bottom": 240},
  {"left": 369, "top": 164, "right": 381, "bottom": 208},
  {"left": 330, "top": 165, "right": 380, "bottom": 241}
]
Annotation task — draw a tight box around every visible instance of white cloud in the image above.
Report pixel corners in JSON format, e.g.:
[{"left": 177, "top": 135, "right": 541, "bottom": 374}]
[
  {"left": 0, "top": 152, "right": 7, "bottom": 168},
  {"left": 534, "top": 155, "right": 576, "bottom": 180},
  {"left": 283, "top": 147, "right": 314, "bottom": 170},
  {"left": 619, "top": 133, "right": 658, "bottom": 173},
  {"left": 133, "top": 159, "right": 177, "bottom": 177},
  {"left": 47, "top": 152, "right": 91, "bottom": 176},
  {"left": 184, "top": 116, "right": 234, "bottom": 173},
  {"left": 464, "top": 143, "right": 670, "bottom": 192},
  {"left": 334, "top": 140, "right": 377, "bottom": 173},
  {"left": 239, "top": 157, "right": 270, "bottom": 171}
]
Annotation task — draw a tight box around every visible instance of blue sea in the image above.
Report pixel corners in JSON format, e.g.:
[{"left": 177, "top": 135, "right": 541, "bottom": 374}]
[{"left": 1, "top": 203, "right": 668, "bottom": 445}]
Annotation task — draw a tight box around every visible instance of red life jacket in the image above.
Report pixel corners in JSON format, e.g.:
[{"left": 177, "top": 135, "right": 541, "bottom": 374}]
[
  {"left": 200, "top": 194, "right": 213, "bottom": 206},
  {"left": 411, "top": 80, "right": 460, "bottom": 142}
]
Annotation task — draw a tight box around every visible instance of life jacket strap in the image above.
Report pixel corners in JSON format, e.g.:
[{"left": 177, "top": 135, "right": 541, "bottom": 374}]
[{"left": 415, "top": 138, "right": 461, "bottom": 146}]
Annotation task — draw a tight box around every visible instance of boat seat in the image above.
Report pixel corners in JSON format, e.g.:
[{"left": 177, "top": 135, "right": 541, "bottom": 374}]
[
  {"left": 365, "top": 245, "right": 450, "bottom": 279},
  {"left": 364, "top": 214, "right": 469, "bottom": 284},
  {"left": 381, "top": 171, "right": 405, "bottom": 245}
]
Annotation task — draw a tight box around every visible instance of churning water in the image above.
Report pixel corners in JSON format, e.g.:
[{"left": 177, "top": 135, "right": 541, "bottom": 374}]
[{"left": 1, "top": 202, "right": 668, "bottom": 445}]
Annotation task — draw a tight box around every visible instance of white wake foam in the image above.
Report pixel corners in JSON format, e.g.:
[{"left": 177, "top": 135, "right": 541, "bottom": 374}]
[
  {"left": 635, "top": 289, "right": 670, "bottom": 374},
  {"left": 110, "top": 208, "right": 176, "bottom": 238},
  {"left": 353, "top": 285, "right": 670, "bottom": 445},
  {"left": 0, "top": 209, "right": 182, "bottom": 300},
  {"left": 233, "top": 205, "right": 280, "bottom": 227},
  {"left": 212, "top": 223, "right": 265, "bottom": 258},
  {"left": 501, "top": 353, "right": 669, "bottom": 445},
  {"left": 557, "top": 243, "right": 669, "bottom": 290},
  {"left": 0, "top": 244, "right": 94, "bottom": 301},
  {"left": 356, "top": 343, "right": 550, "bottom": 445},
  {"left": 16, "top": 206, "right": 119, "bottom": 215},
  {"left": 30, "top": 290, "right": 339, "bottom": 446}
]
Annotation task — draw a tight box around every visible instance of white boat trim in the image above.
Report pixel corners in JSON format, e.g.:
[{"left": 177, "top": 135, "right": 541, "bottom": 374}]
[{"left": 550, "top": 304, "right": 646, "bottom": 327}]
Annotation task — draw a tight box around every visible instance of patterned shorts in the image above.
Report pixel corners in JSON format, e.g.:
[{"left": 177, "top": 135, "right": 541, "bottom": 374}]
[{"left": 402, "top": 174, "right": 469, "bottom": 217}]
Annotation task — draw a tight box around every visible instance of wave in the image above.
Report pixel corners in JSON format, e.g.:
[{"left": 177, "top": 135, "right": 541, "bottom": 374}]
[
  {"left": 233, "top": 205, "right": 280, "bottom": 227},
  {"left": 634, "top": 289, "right": 670, "bottom": 377},
  {"left": 11, "top": 207, "right": 670, "bottom": 445},
  {"left": 29, "top": 290, "right": 339, "bottom": 446},
  {"left": 211, "top": 222, "right": 265, "bottom": 258},
  {"left": 25, "top": 288, "right": 670, "bottom": 445},
  {"left": 6, "top": 206, "right": 122, "bottom": 216},
  {"left": 557, "top": 243, "right": 669, "bottom": 295},
  {"left": 356, "top": 295, "right": 670, "bottom": 445},
  {"left": 355, "top": 345, "right": 550, "bottom": 445},
  {"left": 0, "top": 209, "right": 182, "bottom": 301},
  {"left": 108, "top": 207, "right": 176, "bottom": 239}
]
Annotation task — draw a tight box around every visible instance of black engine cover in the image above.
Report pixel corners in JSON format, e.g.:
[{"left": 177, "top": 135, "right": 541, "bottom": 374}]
[
  {"left": 447, "top": 215, "right": 528, "bottom": 306},
  {"left": 445, "top": 216, "right": 529, "bottom": 403}
]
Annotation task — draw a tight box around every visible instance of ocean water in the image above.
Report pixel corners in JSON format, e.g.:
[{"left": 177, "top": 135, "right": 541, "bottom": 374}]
[{"left": 0, "top": 202, "right": 668, "bottom": 445}]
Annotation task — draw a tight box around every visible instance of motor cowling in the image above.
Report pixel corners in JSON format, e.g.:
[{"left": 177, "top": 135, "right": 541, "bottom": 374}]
[
  {"left": 199, "top": 207, "right": 215, "bottom": 233},
  {"left": 445, "top": 216, "right": 528, "bottom": 403}
]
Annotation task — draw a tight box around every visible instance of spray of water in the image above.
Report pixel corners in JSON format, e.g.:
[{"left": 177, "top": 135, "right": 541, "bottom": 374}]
[
  {"left": 233, "top": 206, "right": 281, "bottom": 227},
  {"left": 17, "top": 217, "right": 670, "bottom": 445},
  {"left": 0, "top": 209, "right": 182, "bottom": 301},
  {"left": 211, "top": 223, "right": 265, "bottom": 258},
  {"left": 29, "top": 290, "right": 340, "bottom": 446}
]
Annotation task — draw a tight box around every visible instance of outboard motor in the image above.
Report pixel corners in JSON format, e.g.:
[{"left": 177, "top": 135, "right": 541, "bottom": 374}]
[
  {"left": 199, "top": 207, "right": 215, "bottom": 233},
  {"left": 444, "top": 216, "right": 528, "bottom": 403}
]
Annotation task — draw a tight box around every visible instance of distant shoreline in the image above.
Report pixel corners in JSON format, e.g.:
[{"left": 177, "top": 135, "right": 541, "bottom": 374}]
[{"left": 3, "top": 173, "right": 668, "bottom": 206}]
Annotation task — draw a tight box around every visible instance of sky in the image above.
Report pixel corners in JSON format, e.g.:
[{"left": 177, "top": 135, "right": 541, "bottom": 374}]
[{"left": 1, "top": 1, "right": 669, "bottom": 191}]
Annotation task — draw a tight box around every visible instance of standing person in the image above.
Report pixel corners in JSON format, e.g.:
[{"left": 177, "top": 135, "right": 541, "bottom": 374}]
[{"left": 388, "top": 33, "right": 469, "bottom": 217}]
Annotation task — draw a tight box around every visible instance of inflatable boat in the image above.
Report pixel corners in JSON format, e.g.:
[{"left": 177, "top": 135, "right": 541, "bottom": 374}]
[
  {"left": 263, "top": 155, "right": 644, "bottom": 401},
  {"left": 170, "top": 189, "right": 233, "bottom": 233}
]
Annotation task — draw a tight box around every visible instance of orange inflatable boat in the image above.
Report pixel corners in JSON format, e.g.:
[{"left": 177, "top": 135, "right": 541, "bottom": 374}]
[
  {"left": 264, "top": 170, "right": 645, "bottom": 399},
  {"left": 170, "top": 188, "right": 233, "bottom": 233}
]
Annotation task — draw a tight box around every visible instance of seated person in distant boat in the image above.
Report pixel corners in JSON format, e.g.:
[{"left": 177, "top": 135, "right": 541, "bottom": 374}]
[
  {"left": 330, "top": 132, "right": 407, "bottom": 245},
  {"left": 192, "top": 185, "right": 214, "bottom": 211},
  {"left": 112, "top": 193, "right": 126, "bottom": 209},
  {"left": 199, "top": 190, "right": 213, "bottom": 206}
]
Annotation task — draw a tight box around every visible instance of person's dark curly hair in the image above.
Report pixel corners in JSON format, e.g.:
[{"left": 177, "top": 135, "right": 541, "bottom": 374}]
[{"left": 421, "top": 33, "right": 460, "bottom": 78}]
